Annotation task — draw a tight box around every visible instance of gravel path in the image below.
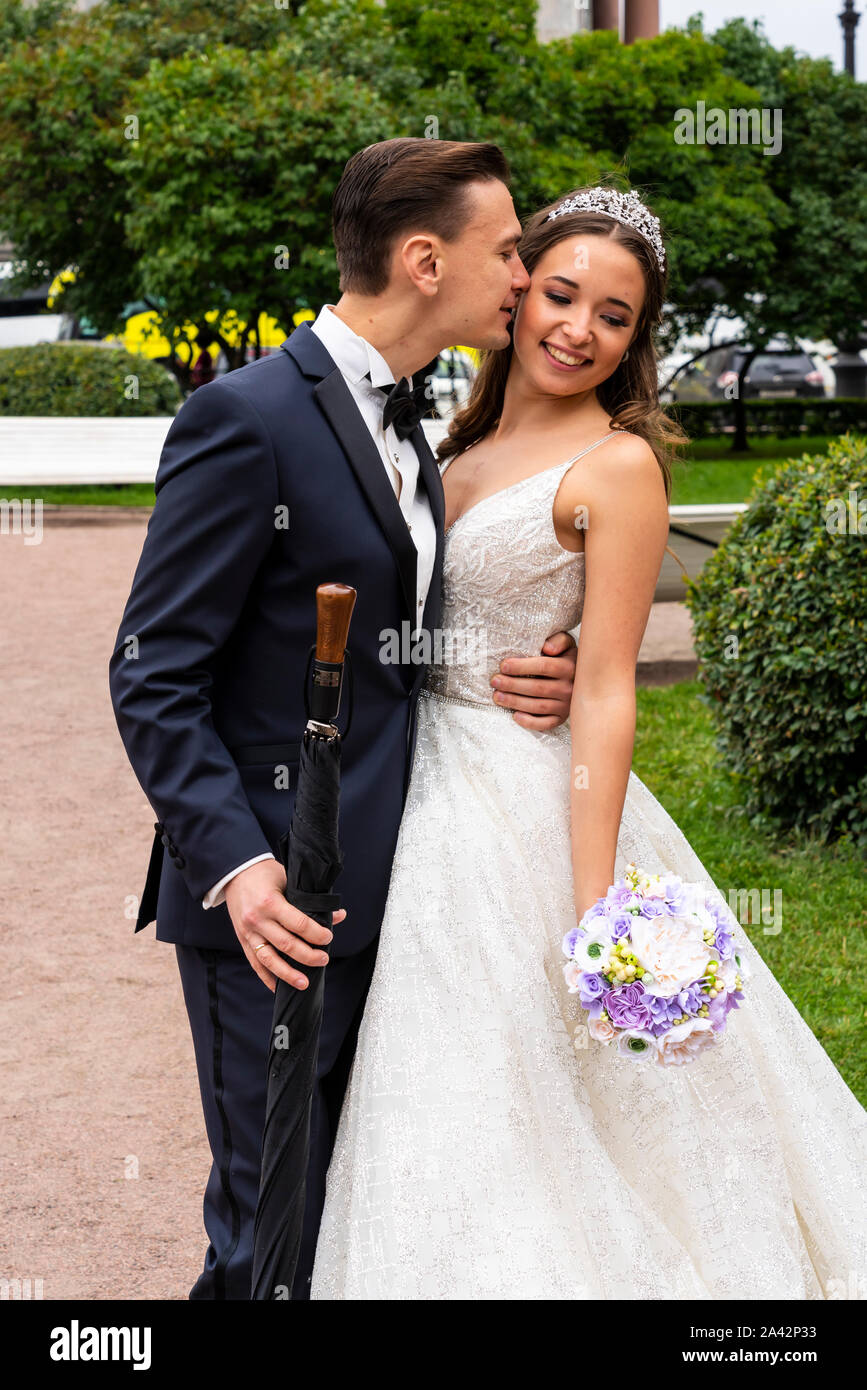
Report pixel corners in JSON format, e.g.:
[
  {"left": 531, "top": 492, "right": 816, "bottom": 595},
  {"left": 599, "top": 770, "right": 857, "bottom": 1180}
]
[{"left": 0, "top": 517, "right": 206, "bottom": 1300}]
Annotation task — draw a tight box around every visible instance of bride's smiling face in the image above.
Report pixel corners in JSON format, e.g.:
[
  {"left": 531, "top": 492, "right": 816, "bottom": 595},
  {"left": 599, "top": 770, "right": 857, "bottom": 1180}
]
[{"left": 511, "top": 235, "right": 646, "bottom": 395}]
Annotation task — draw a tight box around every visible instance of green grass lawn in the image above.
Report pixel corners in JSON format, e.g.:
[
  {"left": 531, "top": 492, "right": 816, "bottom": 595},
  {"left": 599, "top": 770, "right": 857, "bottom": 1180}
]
[
  {"left": 5, "top": 482, "right": 157, "bottom": 507},
  {"left": 0, "top": 434, "right": 841, "bottom": 509},
  {"left": 634, "top": 679, "right": 866, "bottom": 1107},
  {"left": 669, "top": 434, "right": 836, "bottom": 505}
]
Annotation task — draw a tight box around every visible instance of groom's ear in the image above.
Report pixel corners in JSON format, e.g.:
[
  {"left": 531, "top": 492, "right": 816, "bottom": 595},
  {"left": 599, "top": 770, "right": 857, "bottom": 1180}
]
[{"left": 397, "top": 232, "right": 446, "bottom": 298}]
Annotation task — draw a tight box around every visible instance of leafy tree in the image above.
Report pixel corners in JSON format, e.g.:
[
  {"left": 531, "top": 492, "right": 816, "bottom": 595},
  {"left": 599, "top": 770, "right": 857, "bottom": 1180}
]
[
  {"left": 0, "top": 0, "right": 67, "bottom": 46},
  {"left": 0, "top": 7, "right": 143, "bottom": 326},
  {"left": 0, "top": 0, "right": 861, "bottom": 416},
  {"left": 707, "top": 16, "right": 867, "bottom": 346},
  {"left": 95, "top": 0, "right": 292, "bottom": 56},
  {"left": 0, "top": 0, "right": 306, "bottom": 327},
  {"left": 115, "top": 43, "right": 400, "bottom": 371},
  {"left": 383, "top": 0, "right": 540, "bottom": 108},
  {"left": 678, "top": 15, "right": 867, "bottom": 443},
  {"left": 0, "top": 0, "right": 414, "bottom": 375}
]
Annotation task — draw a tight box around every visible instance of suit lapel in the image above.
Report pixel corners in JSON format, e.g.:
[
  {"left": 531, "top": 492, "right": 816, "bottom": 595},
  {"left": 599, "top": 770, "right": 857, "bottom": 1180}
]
[
  {"left": 410, "top": 422, "right": 445, "bottom": 637},
  {"left": 282, "top": 324, "right": 445, "bottom": 633},
  {"left": 314, "top": 370, "right": 419, "bottom": 626},
  {"left": 411, "top": 421, "right": 445, "bottom": 532}
]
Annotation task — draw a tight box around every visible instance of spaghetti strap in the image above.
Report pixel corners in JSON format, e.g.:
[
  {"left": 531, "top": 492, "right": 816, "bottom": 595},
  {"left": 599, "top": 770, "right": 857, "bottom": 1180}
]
[
  {"left": 441, "top": 429, "right": 624, "bottom": 478},
  {"left": 562, "top": 430, "right": 624, "bottom": 467},
  {"left": 444, "top": 428, "right": 625, "bottom": 525}
]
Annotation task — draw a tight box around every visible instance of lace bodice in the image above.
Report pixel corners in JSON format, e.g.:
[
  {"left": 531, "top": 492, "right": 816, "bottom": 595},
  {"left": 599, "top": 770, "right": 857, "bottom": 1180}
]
[{"left": 423, "top": 434, "right": 620, "bottom": 706}]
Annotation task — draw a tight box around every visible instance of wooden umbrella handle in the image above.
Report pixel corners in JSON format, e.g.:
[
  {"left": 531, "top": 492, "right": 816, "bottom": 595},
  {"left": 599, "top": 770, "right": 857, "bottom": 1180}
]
[{"left": 315, "top": 583, "right": 357, "bottom": 664}]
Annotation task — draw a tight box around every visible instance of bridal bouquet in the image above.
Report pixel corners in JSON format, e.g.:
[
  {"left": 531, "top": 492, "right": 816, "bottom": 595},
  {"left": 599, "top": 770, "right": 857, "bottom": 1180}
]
[{"left": 562, "top": 863, "right": 749, "bottom": 1066}]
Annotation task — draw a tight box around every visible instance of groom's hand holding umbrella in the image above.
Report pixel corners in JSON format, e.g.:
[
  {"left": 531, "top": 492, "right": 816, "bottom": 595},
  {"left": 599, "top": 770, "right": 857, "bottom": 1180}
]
[
  {"left": 251, "top": 581, "right": 356, "bottom": 1298},
  {"left": 225, "top": 859, "right": 346, "bottom": 993}
]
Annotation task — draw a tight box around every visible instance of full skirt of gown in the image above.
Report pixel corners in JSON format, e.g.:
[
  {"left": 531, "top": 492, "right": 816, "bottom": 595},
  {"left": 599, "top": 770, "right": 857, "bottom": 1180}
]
[
  {"left": 311, "top": 688, "right": 867, "bottom": 1300},
  {"left": 310, "top": 442, "right": 867, "bottom": 1300}
]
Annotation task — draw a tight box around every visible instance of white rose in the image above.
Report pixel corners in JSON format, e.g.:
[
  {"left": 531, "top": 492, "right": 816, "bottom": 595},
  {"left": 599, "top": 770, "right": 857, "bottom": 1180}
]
[
  {"left": 655, "top": 1018, "right": 717, "bottom": 1067},
  {"left": 616, "top": 1028, "right": 659, "bottom": 1061},
  {"left": 629, "top": 908, "right": 711, "bottom": 997},
  {"left": 588, "top": 1015, "right": 616, "bottom": 1044},
  {"left": 573, "top": 927, "right": 613, "bottom": 974}
]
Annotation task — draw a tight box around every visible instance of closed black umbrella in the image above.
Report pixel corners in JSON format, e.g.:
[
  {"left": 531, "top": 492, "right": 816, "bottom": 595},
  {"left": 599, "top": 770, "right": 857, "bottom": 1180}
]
[{"left": 251, "top": 581, "right": 357, "bottom": 1300}]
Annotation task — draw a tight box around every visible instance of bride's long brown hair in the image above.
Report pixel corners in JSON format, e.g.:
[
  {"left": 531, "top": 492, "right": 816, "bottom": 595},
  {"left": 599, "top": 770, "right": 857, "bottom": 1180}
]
[{"left": 437, "top": 185, "right": 688, "bottom": 502}]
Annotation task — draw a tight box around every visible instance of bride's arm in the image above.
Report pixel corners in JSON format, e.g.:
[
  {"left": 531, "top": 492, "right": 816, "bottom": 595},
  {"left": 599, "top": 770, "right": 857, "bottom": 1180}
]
[{"left": 565, "top": 440, "right": 670, "bottom": 921}]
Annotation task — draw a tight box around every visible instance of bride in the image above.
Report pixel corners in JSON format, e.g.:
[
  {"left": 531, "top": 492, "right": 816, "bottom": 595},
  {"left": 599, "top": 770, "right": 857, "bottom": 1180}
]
[{"left": 310, "top": 187, "right": 867, "bottom": 1300}]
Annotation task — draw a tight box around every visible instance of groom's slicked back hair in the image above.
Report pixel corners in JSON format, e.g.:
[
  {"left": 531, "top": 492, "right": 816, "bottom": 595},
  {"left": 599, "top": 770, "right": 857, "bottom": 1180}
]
[{"left": 332, "top": 138, "right": 511, "bottom": 296}]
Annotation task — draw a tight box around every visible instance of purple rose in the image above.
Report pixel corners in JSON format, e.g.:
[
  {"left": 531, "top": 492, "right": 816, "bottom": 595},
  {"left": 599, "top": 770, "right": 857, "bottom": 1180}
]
[
  {"left": 708, "top": 988, "right": 743, "bottom": 1032},
  {"left": 603, "top": 982, "right": 652, "bottom": 1031},
  {"left": 677, "top": 982, "right": 704, "bottom": 1015},
  {"left": 639, "top": 898, "right": 666, "bottom": 919},
  {"left": 660, "top": 875, "right": 688, "bottom": 915},
  {"left": 644, "top": 991, "right": 682, "bottom": 1029},
  {"left": 607, "top": 883, "right": 633, "bottom": 909},
  {"left": 709, "top": 898, "right": 731, "bottom": 927},
  {"left": 610, "top": 910, "right": 635, "bottom": 941},
  {"left": 562, "top": 926, "right": 581, "bottom": 958},
  {"left": 579, "top": 971, "right": 606, "bottom": 1003},
  {"left": 579, "top": 971, "right": 607, "bottom": 1018},
  {"left": 580, "top": 901, "right": 608, "bottom": 927},
  {"left": 714, "top": 926, "right": 734, "bottom": 960}
]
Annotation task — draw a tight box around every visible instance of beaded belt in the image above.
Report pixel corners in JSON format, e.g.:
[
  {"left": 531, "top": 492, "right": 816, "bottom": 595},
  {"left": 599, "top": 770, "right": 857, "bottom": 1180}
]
[{"left": 419, "top": 685, "right": 513, "bottom": 715}]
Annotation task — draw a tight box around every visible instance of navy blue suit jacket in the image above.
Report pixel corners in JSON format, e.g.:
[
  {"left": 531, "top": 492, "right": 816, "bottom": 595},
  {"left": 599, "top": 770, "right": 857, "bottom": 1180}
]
[{"left": 109, "top": 323, "right": 445, "bottom": 958}]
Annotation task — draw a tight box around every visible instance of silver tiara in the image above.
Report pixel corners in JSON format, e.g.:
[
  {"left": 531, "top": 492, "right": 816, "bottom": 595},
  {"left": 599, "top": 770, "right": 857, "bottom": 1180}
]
[{"left": 545, "top": 188, "right": 665, "bottom": 272}]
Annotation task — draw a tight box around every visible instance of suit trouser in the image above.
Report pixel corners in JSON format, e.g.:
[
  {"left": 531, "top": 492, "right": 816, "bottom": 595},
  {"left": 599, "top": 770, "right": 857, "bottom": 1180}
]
[{"left": 175, "top": 934, "right": 379, "bottom": 1300}]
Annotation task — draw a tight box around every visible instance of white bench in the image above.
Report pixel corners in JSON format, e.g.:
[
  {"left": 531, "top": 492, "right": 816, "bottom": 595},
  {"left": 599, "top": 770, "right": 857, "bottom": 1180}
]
[{"left": 0, "top": 417, "right": 745, "bottom": 599}]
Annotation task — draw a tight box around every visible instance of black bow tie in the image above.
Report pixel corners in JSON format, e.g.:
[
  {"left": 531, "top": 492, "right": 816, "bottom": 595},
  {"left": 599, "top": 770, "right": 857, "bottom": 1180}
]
[{"left": 373, "top": 376, "right": 424, "bottom": 440}]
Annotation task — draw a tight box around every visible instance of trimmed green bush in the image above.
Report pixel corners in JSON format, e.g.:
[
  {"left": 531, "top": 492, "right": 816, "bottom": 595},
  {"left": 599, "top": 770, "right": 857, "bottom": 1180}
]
[
  {"left": 666, "top": 398, "right": 867, "bottom": 440},
  {"left": 685, "top": 433, "right": 867, "bottom": 847},
  {"left": 0, "top": 343, "right": 181, "bottom": 415}
]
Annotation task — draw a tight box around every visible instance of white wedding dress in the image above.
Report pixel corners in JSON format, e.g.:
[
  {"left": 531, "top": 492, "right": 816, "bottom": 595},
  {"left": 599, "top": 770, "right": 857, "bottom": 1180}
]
[{"left": 311, "top": 434, "right": 867, "bottom": 1301}]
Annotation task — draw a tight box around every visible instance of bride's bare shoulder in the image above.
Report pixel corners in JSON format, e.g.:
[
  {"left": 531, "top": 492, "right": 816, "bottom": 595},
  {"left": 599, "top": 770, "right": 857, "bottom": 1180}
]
[
  {"left": 591, "top": 427, "right": 658, "bottom": 471},
  {"left": 559, "top": 429, "right": 665, "bottom": 506}
]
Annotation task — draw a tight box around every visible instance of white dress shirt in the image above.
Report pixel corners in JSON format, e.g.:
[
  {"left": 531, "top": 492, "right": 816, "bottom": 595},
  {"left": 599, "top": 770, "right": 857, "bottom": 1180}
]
[{"left": 203, "top": 304, "right": 438, "bottom": 909}]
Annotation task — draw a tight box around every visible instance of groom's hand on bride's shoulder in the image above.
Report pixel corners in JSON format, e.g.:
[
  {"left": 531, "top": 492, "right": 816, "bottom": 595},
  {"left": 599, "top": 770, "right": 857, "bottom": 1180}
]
[
  {"left": 224, "top": 859, "right": 347, "bottom": 993},
  {"left": 490, "top": 629, "right": 578, "bottom": 731}
]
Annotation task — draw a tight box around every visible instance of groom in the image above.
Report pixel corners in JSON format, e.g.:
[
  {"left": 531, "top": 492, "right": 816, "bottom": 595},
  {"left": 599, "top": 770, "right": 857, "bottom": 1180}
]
[{"left": 109, "top": 137, "right": 579, "bottom": 1300}]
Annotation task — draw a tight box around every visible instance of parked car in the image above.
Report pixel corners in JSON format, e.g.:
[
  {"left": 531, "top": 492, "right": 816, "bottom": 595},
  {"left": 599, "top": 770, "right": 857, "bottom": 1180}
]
[{"left": 668, "top": 345, "right": 825, "bottom": 402}]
